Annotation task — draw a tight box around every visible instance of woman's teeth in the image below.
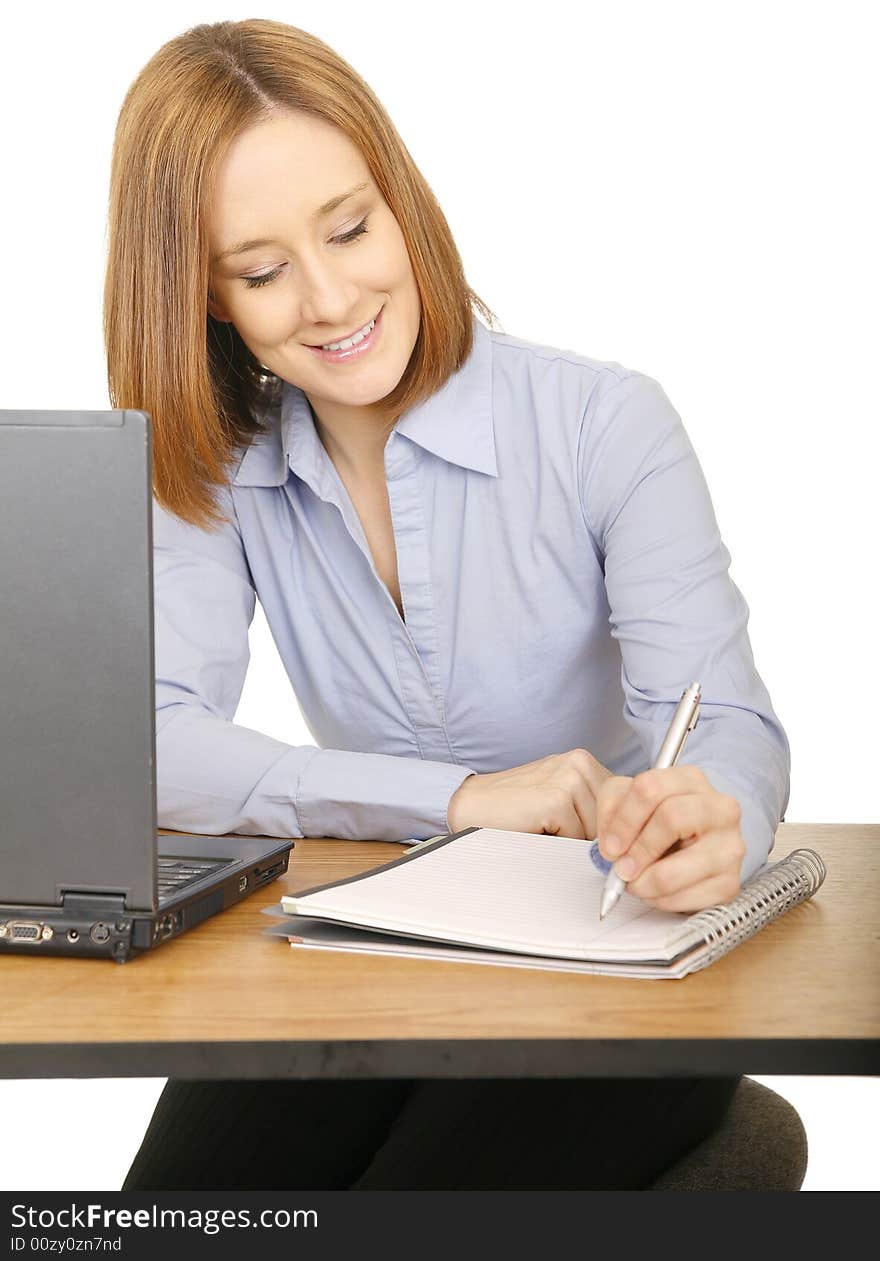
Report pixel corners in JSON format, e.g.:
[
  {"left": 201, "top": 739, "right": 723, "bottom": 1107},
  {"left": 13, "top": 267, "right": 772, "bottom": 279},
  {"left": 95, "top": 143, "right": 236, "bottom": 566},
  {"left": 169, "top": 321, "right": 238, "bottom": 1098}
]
[{"left": 320, "top": 316, "right": 376, "bottom": 352}]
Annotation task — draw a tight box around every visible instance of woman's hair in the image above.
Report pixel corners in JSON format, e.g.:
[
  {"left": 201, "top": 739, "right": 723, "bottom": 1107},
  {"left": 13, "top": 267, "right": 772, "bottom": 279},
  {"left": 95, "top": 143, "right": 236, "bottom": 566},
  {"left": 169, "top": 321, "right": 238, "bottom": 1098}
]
[{"left": 103, "top": 19, "right": 500, "bottom": 529}]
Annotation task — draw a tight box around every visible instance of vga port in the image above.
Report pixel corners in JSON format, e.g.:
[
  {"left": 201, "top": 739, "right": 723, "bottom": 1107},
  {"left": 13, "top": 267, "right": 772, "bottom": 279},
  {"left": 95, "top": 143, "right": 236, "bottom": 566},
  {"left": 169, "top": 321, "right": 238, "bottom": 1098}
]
[{"left": 8, "top": 922, "right": 43, "bottom": 941}]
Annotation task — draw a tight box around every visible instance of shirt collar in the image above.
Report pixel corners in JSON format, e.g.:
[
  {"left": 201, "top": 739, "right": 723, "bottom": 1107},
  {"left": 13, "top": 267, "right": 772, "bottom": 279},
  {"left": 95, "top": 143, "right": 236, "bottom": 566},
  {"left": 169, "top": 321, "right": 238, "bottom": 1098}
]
[
  {"left": 232, "top": 311, "right": 497, "bottom": 489},
  {"left": 394, "top": 314, "right": 497, "bottom": 475}
]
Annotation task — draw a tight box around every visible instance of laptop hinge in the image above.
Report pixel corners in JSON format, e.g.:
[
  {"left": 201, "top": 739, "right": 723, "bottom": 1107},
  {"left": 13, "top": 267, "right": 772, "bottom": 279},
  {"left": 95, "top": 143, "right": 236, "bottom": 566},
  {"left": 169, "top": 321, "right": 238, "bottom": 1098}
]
[{"left": 60, "top": 891, "right": 128, "bottom": 914}]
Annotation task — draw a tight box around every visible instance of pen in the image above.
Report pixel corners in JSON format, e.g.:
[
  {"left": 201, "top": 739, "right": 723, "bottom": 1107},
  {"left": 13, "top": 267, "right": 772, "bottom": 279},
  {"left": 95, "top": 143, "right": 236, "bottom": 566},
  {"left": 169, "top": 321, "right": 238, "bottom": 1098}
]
[{"left": 598, "top": 681, "right": 702, "bottom": 919}]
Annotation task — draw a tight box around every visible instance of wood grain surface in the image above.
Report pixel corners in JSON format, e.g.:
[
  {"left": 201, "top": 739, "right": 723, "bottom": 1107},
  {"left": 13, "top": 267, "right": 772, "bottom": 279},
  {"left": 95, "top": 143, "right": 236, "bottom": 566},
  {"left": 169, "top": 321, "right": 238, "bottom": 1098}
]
[{"left": 0, "top": 824, "right": 876, "bottom": 1053}]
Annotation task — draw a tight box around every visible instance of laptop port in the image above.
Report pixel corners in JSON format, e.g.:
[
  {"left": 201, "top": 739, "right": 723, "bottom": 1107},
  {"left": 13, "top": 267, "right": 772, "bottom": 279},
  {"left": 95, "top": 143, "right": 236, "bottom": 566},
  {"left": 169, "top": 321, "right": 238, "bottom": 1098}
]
[
  {"left": 90, "top": 922, "right": 111, "bottom": 944},
  {"left": 1, "top": 921, "right": 54, "bottom": 943},
  {"left": 255, "top": 862, "right": 284, "bottom": 887}
]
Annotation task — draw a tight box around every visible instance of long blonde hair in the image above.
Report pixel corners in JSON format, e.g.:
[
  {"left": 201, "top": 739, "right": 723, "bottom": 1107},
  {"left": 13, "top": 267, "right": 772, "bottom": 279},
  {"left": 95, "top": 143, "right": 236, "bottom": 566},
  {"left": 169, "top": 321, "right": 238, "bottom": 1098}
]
[{"left": 103, "top": 19, "right": 499, "bottom": 528}]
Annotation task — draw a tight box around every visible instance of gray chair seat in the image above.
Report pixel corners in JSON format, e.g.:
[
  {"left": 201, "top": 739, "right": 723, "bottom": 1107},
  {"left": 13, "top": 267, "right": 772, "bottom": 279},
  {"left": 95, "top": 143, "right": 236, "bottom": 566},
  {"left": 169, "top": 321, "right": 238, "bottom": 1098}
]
[{"left": 650, "top": 1077, "right": 808, "bottom": 1190}]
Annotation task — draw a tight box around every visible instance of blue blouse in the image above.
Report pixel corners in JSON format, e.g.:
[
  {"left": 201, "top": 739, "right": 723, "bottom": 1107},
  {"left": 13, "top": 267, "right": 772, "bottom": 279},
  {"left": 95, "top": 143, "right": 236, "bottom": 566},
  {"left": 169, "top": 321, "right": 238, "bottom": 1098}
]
[{"left": 152, "top": 314, "right": 790, "bottom": 881}]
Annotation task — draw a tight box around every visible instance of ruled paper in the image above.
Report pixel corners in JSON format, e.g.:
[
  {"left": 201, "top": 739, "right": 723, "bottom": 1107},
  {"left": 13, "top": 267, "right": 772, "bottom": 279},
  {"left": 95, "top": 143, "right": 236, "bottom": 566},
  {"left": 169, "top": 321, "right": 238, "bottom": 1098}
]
[{"left": 287, "top": 828, "right": 693, "bottom": 962}]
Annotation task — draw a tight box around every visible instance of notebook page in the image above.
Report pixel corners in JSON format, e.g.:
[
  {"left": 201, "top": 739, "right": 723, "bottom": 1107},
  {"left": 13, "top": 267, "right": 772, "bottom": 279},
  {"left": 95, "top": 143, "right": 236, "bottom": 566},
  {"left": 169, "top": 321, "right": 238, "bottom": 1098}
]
[{"left": 291, "top": 828, "right": 696, "bottom": 962}]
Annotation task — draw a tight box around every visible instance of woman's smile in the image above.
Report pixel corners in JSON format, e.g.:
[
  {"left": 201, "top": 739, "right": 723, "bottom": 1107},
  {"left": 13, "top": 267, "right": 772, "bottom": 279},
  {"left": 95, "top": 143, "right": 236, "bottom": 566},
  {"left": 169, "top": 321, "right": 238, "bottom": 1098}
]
[{"left": 304, "top": 304, "right": 385, "bottom": 364}]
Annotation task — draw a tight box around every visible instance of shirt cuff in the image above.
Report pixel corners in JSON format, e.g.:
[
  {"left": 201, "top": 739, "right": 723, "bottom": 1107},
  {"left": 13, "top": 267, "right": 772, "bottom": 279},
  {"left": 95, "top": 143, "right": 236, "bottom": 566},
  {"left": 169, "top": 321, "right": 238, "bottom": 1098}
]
[{"left": 293, "top": 748, "right": 476, "bottom": 842}]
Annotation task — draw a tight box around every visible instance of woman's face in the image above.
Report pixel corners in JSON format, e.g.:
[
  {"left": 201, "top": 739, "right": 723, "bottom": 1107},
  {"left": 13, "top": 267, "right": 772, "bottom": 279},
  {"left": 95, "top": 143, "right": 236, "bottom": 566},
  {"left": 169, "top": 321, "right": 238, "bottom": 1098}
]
[{"left": 206, "top": 109, "right": 421, "bottom": 420}]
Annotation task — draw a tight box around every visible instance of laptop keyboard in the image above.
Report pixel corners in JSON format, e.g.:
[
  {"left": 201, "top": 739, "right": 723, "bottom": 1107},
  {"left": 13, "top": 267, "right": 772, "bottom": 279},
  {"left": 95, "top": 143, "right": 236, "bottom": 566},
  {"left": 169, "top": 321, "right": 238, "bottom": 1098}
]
[{"left": 157, "top": 856, "right": 234, "bottom": 905}]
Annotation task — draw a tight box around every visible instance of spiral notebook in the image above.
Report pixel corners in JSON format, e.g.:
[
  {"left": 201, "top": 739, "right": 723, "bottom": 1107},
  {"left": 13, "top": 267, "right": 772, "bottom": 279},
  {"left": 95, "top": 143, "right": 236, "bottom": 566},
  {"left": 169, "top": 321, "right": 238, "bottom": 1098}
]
[{"left": 267, "top": 827, "right": 826, "bottom": 979}]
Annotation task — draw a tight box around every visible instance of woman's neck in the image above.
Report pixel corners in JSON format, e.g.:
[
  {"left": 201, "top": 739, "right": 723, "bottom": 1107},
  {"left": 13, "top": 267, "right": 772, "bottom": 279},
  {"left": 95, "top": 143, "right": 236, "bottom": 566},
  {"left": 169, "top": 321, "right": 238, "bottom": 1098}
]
[{"left": 308, "top": 397, "right": 395, "bottom": 480}]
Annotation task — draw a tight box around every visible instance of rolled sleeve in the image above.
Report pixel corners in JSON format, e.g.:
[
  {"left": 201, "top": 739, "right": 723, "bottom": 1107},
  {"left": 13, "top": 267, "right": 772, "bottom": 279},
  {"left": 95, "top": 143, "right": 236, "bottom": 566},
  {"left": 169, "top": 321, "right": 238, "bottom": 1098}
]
[{"left": 578, "top": 372, "right": 792, "bottom": 881}]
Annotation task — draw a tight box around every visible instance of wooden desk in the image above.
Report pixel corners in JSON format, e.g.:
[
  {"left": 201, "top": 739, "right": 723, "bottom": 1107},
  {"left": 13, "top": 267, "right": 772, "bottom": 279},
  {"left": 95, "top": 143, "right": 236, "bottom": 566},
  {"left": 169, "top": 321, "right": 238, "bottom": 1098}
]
[{"left": 1, "top": 824, "right": 877, "bottom": 1079}]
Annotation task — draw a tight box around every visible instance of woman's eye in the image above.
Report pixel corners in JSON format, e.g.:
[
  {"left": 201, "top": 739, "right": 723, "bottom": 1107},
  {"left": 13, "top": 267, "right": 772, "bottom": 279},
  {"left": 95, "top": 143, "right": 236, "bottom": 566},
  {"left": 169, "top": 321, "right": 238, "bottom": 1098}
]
[
  {"left": 242, "top": 215, "right": 371, "bottom": 289},
  {"left": 243, "top": 268, "right": 282, "bottom": 290}
]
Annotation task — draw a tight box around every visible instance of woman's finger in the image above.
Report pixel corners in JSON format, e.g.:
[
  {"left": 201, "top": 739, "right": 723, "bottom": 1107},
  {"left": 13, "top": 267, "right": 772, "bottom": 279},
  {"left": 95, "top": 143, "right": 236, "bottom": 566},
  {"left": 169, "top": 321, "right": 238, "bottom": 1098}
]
[
  {"left": 639, "top": 868, "right": 744, "bottom": 914},
  {"left": 612, "top": 791, "right": 714, "bottom": 881},
  {"left": 598, "top": 766, "right": 706, "bottom": 861},
  {"left": 617, "top": 788, "right": 742, "bottom": 882},
  {"left": 625, "top": 830, "right": 740, "bottom": 901},
  {"left": 570, "top": 774, "right": 598, "bottom": 840},
  {"left": 562, "top": 796, "right": 591, "bottom": 840},
  {"left": 542, "top": 762, "right": 602, "bottom": 840},
  {"left": 595, "top": 777, "right": 633, "bottom": 858}
]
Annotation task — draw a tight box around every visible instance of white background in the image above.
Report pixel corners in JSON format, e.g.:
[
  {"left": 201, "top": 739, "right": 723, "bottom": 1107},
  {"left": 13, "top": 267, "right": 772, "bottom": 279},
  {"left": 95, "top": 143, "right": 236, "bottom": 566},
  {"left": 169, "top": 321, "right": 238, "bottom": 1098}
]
[{"left": 1, "top": 0, "right": 877, "bottom": 1191}]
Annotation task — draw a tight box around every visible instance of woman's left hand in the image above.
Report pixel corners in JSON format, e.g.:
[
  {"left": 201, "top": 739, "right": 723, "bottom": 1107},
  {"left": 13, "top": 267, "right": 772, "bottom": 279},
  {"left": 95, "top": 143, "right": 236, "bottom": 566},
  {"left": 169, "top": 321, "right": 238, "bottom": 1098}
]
[{"left": 596, "top": 766, "right": 746, "bottom": 912}]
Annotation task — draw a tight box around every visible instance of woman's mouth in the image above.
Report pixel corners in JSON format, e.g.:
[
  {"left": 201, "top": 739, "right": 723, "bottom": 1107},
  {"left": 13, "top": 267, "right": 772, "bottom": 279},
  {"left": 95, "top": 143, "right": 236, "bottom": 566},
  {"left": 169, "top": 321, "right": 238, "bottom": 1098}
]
[{"left": 305, "top": 306, "right": 384, "bottom": 364}]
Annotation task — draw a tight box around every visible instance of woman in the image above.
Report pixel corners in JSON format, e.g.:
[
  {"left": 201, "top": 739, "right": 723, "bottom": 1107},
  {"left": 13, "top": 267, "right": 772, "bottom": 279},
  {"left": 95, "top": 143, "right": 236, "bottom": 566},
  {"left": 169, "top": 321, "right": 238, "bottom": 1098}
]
[{"left": 109, "top": 19, "right": 790, "bottom": 1190}]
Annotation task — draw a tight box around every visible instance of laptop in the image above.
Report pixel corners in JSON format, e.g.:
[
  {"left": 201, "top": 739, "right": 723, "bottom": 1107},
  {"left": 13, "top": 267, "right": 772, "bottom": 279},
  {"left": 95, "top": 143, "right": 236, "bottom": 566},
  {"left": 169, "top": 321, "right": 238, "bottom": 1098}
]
[{"left": 0, "top": 408, "right": 294, "bottom": 961}]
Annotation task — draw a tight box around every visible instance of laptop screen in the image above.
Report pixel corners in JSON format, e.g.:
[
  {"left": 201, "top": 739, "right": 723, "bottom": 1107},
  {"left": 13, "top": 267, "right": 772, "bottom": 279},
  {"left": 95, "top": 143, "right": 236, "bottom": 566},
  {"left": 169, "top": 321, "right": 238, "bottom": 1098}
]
[{"left": 0, "top": 410, "right": 158, "bottom": 911}]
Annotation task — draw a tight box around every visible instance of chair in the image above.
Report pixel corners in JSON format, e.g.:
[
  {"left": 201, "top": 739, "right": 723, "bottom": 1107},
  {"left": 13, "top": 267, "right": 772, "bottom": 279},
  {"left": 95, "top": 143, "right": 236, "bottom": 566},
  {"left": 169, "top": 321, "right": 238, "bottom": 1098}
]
[{"left": 649, "top": 1077, "right": 808, "bottom": 1190}]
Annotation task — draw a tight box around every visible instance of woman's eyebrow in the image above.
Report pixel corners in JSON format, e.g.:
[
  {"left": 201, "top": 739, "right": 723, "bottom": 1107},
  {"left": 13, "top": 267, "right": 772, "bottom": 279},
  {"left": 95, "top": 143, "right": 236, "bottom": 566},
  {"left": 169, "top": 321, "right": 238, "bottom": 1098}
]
[{"left": 212, "top": 181, "right": 371, "bottom": 263}]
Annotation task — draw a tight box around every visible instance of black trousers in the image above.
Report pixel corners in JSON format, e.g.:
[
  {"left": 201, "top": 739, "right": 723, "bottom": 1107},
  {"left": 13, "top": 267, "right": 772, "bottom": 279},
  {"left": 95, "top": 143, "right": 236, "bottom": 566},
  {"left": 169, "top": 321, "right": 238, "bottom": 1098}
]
[{"left": 122, "top": 1075, "right": 741, "bottom": 1191}]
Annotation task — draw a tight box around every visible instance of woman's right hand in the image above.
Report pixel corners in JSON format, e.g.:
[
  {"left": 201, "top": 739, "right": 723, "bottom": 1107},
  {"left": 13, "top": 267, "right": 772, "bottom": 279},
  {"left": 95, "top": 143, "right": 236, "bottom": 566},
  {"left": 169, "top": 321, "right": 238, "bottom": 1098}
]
[{"left": 446, "top": 749, "right": 614, "bottom": 840}]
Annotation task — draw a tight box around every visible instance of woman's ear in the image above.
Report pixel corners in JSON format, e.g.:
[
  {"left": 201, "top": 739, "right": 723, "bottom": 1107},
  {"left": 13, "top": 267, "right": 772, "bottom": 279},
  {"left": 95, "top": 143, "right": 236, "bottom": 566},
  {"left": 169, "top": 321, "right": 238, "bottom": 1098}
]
[{"left": 207, "top": 288, "right": 230, "bottom": 323}]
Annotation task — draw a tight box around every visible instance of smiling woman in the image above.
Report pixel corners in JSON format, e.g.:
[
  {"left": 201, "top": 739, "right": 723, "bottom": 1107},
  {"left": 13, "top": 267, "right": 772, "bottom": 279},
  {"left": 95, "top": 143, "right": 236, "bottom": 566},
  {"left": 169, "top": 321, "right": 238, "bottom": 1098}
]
[
  {"left": 103, "top": 18, "right": 497, "bottom": 530},
  {"left": 105, "top": 16, "right": 793, "bottom": 1194}
]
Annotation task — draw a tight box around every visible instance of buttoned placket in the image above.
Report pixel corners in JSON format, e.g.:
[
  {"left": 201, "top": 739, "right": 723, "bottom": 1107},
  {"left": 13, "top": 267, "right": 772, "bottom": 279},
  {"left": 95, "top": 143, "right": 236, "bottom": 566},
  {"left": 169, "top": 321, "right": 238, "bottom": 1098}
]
[{"left": 299, "top": 431, "right": 456, "bottom": 764}]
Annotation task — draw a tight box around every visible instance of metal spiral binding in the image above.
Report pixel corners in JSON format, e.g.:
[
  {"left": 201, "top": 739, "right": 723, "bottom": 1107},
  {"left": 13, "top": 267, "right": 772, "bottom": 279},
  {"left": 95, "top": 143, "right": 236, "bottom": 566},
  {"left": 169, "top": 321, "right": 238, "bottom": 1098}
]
[{"left": 687, "top": 848, "right": 827, "bottom": 972}]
